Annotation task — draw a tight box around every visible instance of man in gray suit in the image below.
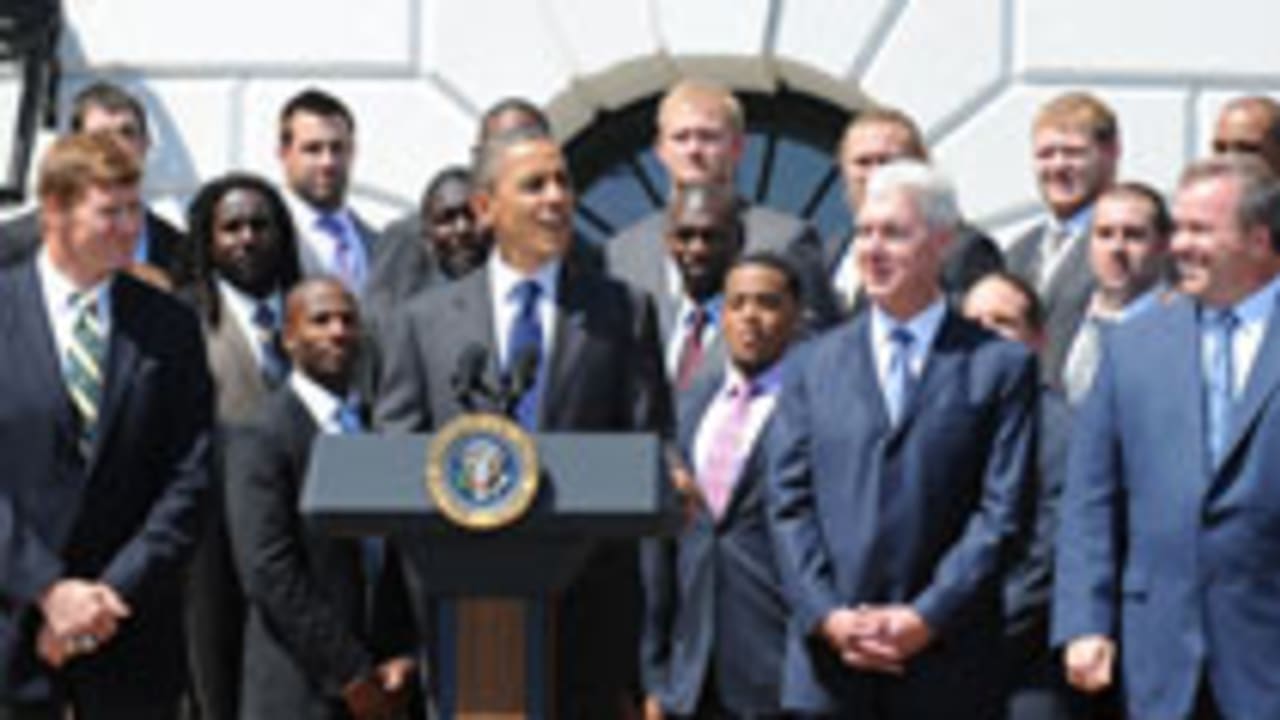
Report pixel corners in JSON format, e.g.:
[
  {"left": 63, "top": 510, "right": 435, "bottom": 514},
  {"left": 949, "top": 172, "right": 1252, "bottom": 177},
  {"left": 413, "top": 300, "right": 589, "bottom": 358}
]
[
  {"left": 1005, "top": 91, "right": 1120, "bottom": 389},
  {"left": 376, "top": 127, "right": 672, "bottom": 717},
  {"left": 607, "top": 79, "right": 838, "bottom": 332},
  {"left": 276, "top": 89, "right": 380, "bottom": 297}
]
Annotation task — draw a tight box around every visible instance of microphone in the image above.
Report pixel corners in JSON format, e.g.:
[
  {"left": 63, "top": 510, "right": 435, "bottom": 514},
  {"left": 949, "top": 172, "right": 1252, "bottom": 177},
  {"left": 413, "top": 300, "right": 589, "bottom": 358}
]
[
  {"left": 451, "top": 343, "right": 492, "bottom": 411},
  {"left": 503, "top": 346, "right": 541, "bottom": 416}
]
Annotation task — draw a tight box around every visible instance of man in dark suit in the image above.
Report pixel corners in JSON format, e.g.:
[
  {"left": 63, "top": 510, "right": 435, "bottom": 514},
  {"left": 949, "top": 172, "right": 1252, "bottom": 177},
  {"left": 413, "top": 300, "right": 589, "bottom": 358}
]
[
  {"left": 178, "top": 172, "right": 304, "bottom": 720},
  {"left": 0, "top": 81, "right": 186, "bottom": 277},
  {"left": 1054, "top": 155, "right": 1280, "bottom": 718},
  {"left": 826, "top": 106, "right": 1003, "bottom": 315},
  {"left": 767, "top": 159, "right": 1036, "bottom": 718},
  {"left": 0, "top": 131, "right": 213, "bottom": 718},
  {"left": 607, "top": 79, "right": 838, "bottom": 332},
  {"left": 276, "top": 89, "right": 381, "bottom": 298},
  {"left": 227, "top": 277, "right": 415, "bottom": 720},
  {"left": 376, "top": 128, "right": 672, "bottom": 717},
  {"left": 642, "top": 252, "right": 801, "bottom": 719},
  {"left": 963, "top": 272, "right": 1081, "bottom": 720},
  {"left": 1005, "top": 92, "right": 1120, "bottom": 389}
]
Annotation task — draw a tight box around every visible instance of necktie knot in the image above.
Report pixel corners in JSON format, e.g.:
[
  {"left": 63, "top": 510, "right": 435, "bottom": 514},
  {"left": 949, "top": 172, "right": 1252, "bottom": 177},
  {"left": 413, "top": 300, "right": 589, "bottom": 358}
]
[
  {"left": 252, "top": 302, "right": 276, "bottom": 331},
  {"left": 335, "top": 402, "right": 363, "bottom": 434},
  {"left": 513, "top": 279, "right": 542, "bottom": 312},
  {"left": 1211, "top": 308, "right": 1240, "bottom": 333},
  {"left": 889, "top": 325, "right": 915, "bottom": 351}
]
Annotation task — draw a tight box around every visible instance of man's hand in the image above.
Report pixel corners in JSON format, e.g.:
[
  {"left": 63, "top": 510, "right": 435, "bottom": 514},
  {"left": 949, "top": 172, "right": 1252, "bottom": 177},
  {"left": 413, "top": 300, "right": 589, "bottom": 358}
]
[
  {"left": 1065, "top": 635, "right": 1115, "bottom": 693},
  {"left": 669, "top": 462, "right": 704, "bottom": 528},
  {"left": 38, "top": 580, "right": 130, "bottom": 649},
  {"left": 374, "top": 655, "right": 416, "bottom": 713},
  {"left": 642, "top": 694, "right": 665, "bottom": 720},
  {"left": 868, "top": 605, "right": 933, "bottom": 660},
  {"left": 341, "top": 673, "right": 391, "bottom": 720}
]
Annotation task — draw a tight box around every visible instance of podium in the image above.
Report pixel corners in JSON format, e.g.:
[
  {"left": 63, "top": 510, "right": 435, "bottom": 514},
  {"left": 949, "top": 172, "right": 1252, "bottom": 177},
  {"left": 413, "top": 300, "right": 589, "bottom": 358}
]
[{"left": 301, "top": 430, "right": 673, "bottom": 719}]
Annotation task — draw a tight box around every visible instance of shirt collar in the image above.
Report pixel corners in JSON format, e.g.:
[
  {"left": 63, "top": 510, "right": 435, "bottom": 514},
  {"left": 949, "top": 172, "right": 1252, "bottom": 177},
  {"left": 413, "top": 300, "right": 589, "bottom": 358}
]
[
  {"left": 1049, "top": 204, "right": 1094, "bottom": 240},
  {"left": 36, "top": 246, "right": 114, "bottom": 318},
  {"left": 217, "top": 279, "right": 282, "bottom": 323},
  {"left": 678, "top": 293, "right": 723, "bottom": 327},
  {"left": 285, "top": 189, "right": 351, "bottom": 231},
  {"left": 289, "top": 369, "right": 353, "bottom": 430},
  {"left": 1220, "top": 273, "right": 1280, "bottom": 328},
  {"left": 489, "top": 251, "right": 561, "bottom": 305},
  {"left": 870, "top": 295, "right": 947, "bottom": 350},
  {"left": 723, "top": 356, "right": 786, "bottom": 398}
]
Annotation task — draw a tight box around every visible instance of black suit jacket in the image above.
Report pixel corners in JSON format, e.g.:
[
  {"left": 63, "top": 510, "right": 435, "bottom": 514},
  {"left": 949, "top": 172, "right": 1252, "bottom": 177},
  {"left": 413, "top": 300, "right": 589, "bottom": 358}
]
[
  {"left": 0, "top": 260, "right": 213, "bottom": 706},
  {"left": 641, "top": 369, "right": 789, "bottom": 716},
  {"left": 0, "top": 208, "right": 184, "bottom": 276},
  {"left": 1004, "top": 221, "right": 1095, "bottom": 387},
  {"left": 375, "top": 261, "right": 672, "bottom": 712},
  {"left": 824, "top": 221, "right": 1004, "bottom": 316},
  {"left": 227, "top": 387, "right": 408, "bottom": 720}
]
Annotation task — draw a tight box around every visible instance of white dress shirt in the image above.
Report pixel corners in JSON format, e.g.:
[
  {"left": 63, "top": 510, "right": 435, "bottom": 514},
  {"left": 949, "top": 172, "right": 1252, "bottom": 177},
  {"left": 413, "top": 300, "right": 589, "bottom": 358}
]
[
  {"left": 869, "top": 297, "right": 946, "bottom": 410},
  {"left": 665, "top": 293, "right": 723, "bottom": 376},
  {"left": 1201, "top": 274, "right": 1280, "bottom": 398},
  {"left": 217, "top": 280, "right": 283, "bottom": 370},
  {"left": 692, "top": 360, "right": 785, "bottom": 488},
  {"left": 285, "top": 191, "right": 370, "bottom": 293},
  {"left": 289, "top": 370, "right": 358, "bottom": 434},
  {"left": 488, "top": 252, "right": 560, "bottom": 368},
  {"left": 37, "top": 247, "right": 113, "bottom": 364}
]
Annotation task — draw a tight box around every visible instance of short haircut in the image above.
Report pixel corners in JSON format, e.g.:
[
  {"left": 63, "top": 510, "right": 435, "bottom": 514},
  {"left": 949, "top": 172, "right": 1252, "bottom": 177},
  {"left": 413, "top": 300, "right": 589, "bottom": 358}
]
[
  {"left": 1180, "top": 154, "right": 1280, "bottom": 252},
  {"left": 69, "top": 81, "right": 148, "bottom": 138},
  {"left": 971, "top": 270, "right": 1045, "bottom": 332},
  {"left": 471, "top": 125, "right": 558, "bottom": 191},
  {"left": 37, "top": 131, "right": 141, "bottom": 207},
  {"left": 728, "top": 250, "right": 802, "bottom": 302},
  {"left": 666, "top": 181, "right": 738, "bottom": 227},
  {"left": 1033, "top": 91, "right": 1119, "bottom": 146},
  {"left": 657, "top": 78, "right": 745, "bottom": 135},
  {"left": 1099, "top": 181, "right": 1174, "bottom": 238},
  {"left": 279, "top": 88, "right": 355, "bottom": 146},
  {"left": 841, "top": 106, "right": 928, "bottom": 159},
  {"left": 182, "top": 172, "right": 302, "bottom": 326},
  {"left": 863, "top": 159, "right": 961, "bottom": 232},
  {"left": 479, "top": 97, "right": 551, "bottom": 142},
  {"left": 1220, "top": 95, "right": 1280, "bottom": 145},
  {"left": 420, "top": 165, "right": 472, "bottom": 210}
]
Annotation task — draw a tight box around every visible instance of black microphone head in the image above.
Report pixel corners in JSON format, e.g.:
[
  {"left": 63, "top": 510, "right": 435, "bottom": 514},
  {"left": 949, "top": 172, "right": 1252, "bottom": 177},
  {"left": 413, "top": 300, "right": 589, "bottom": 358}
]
[
  {"left": 509, "top": 346, "right": 541, "bottom": 396},
  {"left": 451, "top": 343, "right": 490, "bottom": 402}
]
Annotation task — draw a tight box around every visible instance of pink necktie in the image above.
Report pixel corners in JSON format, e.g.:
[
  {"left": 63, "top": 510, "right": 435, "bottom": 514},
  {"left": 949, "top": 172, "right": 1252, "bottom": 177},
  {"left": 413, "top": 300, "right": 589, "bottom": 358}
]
[{"left": 700, "top": 378, "right": 756, "bottom": 518}]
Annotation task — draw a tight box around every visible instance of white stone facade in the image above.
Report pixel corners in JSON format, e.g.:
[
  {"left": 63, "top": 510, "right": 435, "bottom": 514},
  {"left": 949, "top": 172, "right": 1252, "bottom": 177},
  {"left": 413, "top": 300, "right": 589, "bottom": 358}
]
[{"left": 7, "top": 0, "right": 1280, "bottom": 237}]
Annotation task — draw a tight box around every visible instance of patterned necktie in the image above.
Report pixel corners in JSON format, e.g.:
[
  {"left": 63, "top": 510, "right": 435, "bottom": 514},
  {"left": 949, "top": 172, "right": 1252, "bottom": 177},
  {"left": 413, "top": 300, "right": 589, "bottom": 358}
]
[
  {"left": 507, "top": 279, "right": 543, "bottom": 429},
  {"left": 65, "top": 295, "right": 106, "bottom": 458},
  {"left": 700, "top": 377, "right": 757, "bottom": 518},
  {"left": 885, "top": 326, "right": 916, "bottom": 425},
  {"left": 675, "top": 306, "right": 708, "bottom": 390},
  {"left": 1206, "top": 308, "right": 1239, "bottom": 467},
  {"left": 252, "top": 302, "right": 288, "bottom": 388},
  {"left": 317, "top": 214, "right": 359, "bottom": 289}
]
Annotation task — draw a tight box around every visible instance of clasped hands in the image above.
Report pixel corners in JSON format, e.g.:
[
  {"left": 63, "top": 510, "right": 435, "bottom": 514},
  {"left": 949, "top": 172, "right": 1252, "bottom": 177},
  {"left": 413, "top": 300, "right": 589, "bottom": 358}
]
[
  {"left": 36, "top": 579, "right": 131, "bottom": 668},
  {"left": 820, "top": 605, "right": 933, "bottom": 674},
  {"left": 342, "top": 656, "right": 416, "bottom": 720}
]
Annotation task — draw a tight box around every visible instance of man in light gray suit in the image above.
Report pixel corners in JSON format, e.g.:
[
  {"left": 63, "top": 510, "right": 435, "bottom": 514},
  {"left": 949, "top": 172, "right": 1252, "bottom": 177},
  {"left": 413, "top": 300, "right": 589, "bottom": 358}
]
[
  {"left": 1005, "top": 91, "right": 1119, "bottom": 389},
  {"left": 276, "top": 89, "right": 381, "bottom": 298},
  {"left": 606, "top": 79, "right": 838, "bottom": 333}
]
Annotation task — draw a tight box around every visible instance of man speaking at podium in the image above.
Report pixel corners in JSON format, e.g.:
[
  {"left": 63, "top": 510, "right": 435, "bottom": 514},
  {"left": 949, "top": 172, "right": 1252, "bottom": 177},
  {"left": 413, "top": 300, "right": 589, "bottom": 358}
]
[{"left": 376, "top": 127, "right": 672, "bottom": 716}]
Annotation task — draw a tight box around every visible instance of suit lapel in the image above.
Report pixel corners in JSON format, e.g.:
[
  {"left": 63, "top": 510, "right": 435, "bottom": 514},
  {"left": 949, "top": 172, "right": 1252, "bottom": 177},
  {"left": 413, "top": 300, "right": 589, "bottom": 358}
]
[
  {"left": 1221, "top": 298, "right": 1280, "bottom": 471},
  {"left": 452, "top": 268, "right": 502, "bottom": 400},
  {"left": 6, "top": 264, "right": 74, "bottom": 432},
  {"left": 540, "top": 266, "right": 590, "bottom": 427},
  {"left": 90, "top": 276, "right": 142, "bottom": 470},
  {"left": 889, "top": 311, "right": 963, "bottom": 444}
]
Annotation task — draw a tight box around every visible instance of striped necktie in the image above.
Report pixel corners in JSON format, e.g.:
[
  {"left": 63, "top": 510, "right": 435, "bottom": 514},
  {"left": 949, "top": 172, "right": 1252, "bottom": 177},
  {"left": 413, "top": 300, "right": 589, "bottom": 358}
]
[{"left": 65, "top": 295, "right": 106, "bottom": 458}]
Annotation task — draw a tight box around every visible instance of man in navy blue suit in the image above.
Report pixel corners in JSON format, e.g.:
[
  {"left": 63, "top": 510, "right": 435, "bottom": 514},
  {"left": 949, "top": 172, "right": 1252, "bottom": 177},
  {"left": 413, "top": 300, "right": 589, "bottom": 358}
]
[
  {"left": 768, "top": 159, "right": 1037, "bottom": 718},
  {"left": 0, "top": 132, "right": 212, "bottom": 718},
  {"left": 1054, "top": 154, "right": 1280, "bottom": 719},
  {"left": 642, "top": 252, "right": 802, "bottom": 719}
]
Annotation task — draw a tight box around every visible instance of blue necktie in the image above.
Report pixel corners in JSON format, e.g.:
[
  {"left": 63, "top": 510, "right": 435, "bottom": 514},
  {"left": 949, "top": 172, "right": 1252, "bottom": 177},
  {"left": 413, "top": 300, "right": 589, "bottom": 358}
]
[
  {"left": 885, "top": 326, "right": 915, "bottom": 425},
  {"left": 507, "top": 279, "right": 543, "bottom": 429},
  {"left": 1206, "top": 309, "right": 1239, "bottom": 467},
  {"left": 252, "top": 302, "right": 288, "bottom": 388}
]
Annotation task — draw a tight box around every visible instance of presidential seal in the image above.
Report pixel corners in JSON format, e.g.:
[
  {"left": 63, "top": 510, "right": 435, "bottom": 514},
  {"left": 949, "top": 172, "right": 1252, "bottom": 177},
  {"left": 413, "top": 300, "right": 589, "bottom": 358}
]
[{"left": 426, "top": 413, "right": 540, "bottom": 531}]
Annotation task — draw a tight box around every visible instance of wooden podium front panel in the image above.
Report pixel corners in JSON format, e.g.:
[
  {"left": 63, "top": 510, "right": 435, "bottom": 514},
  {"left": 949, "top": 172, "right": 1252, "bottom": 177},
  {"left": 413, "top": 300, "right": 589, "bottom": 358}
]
[{"left": 454, "top": 598, "right": 554, "bottom": 719}]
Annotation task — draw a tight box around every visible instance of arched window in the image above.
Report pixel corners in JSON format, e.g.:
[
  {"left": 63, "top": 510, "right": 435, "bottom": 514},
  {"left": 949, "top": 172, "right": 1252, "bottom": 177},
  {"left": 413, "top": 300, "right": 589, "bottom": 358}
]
[{"left": 564, "top": 85, "right": 855, "bottom": 246}]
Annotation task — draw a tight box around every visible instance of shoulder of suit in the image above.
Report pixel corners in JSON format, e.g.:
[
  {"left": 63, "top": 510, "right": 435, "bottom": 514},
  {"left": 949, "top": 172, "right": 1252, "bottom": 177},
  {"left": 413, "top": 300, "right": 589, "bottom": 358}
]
[
  {"left": 145, "top": 209, "right": 185, "bottom": 240},
  {"left": 605, "top": 211, "right": 665, "bottom": 265},
  {"left": 739, "top": 203, "right": 809, "bottom": 246}
]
